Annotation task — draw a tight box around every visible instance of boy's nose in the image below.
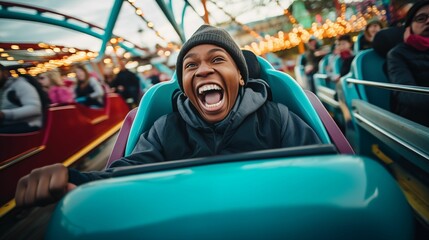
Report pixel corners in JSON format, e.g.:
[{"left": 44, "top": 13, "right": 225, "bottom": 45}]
[{"left": 195, "top": 62, "right": 214, "bottom": 77}]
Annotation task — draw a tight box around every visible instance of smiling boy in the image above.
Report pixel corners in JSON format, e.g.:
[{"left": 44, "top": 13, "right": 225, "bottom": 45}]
[{"left": 15, "top": 25, "right": 321, "bottom": 208}]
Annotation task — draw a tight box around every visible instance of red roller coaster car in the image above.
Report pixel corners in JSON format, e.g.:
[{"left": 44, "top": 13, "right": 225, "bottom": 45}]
[{"left": 0, "top": 92, "right": 129, "bottom": 215}]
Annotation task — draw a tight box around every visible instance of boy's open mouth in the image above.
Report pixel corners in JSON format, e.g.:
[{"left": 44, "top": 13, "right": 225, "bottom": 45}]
[{"left": 197, "top": 83, "right": 224, "bottom": 110}]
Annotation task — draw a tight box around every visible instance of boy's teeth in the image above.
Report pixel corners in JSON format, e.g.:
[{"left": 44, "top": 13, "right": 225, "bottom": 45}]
[
  {"left": 198, "top": 84, "right": 221, "bottom": 94},
  {"left": 205, "top": 101, "right": 222, "bottom": 108}
]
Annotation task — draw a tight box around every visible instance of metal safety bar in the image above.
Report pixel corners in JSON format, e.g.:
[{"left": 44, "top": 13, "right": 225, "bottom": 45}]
[{"left": 347, "top": 78, "right": 429, "bottom": 95}]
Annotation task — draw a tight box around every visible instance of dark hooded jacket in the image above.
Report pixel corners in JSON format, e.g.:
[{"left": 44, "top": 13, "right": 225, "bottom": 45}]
[
  {"left": 387, "top": 43, "right": 429, "bottom": 127},
  {"left": 69, "top": 79, "right": 321, "bottom": 185}
]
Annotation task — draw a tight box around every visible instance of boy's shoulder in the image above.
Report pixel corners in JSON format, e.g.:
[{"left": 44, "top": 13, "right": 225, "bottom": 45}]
[
  {"left": 254, "top": 101, "right": 290, "bottom": 123},
  {"left": 264, "top": 100, "right": 289, "bottom": 113},
  {"left": 154, "top": 111, "right": 183, "bottom": 125}
]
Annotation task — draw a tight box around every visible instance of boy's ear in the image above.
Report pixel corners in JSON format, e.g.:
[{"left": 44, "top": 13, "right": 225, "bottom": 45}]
[
  {"left": 239, "top": 73, "right": 245, "bottom": 86},
  {"left": 239, "top": 74, "right": 245, "bottom": 86}
]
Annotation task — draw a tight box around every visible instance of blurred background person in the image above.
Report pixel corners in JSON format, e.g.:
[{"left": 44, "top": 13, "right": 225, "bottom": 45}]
[
  {"left": 0, "top": 64, "right": 43, "bottom": 133},
  {"left": 358, "top": 19, "right": 384, "bottom": 51},
  {"left": 390, "top": 0, "right": 415, "bottom": 27},
  {"left": 304, "top": 36, "right": 329, "bottom": 91},
  {"left": 110, "top": 67, "right": 141, "bottom": 108},
  {"left": 103, "top": 66, "right": 116, "bottom": 90},
  {"left": 147, "top": 67, "right": 161, "bottom": 85},
  {"left": 38, "top": 69, "right": 75, "bottom": 105},
  {"left": 337, "top": 34, "right": 355, "bottom": 80},
  {"left": 325, "top": 40, "right": 341, "bottom": 82},
  {"left": 372, "top": 0, "right": 414, "bottom": 57},
  {"left": 74, "top": 64, "right": 104, "bottom": 107}
]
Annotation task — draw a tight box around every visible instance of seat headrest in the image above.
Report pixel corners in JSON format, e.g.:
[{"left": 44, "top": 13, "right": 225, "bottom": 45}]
[
  {"left": 241, "top": 50, "right": 273, "bottom": 101},
  {"left": 242, "top": 50, "right": 261, "bottom": 79},
  {"left": 372, "top": 26, "right": 405, "bottom": 57}
]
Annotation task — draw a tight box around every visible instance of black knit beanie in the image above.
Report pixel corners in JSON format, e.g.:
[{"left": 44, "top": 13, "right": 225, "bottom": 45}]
[
  {"left": 176, "top": 25, "right": 248, "bottom": 92},
  {"left": 405, "top": 0, "right": 429, "bottom": 28}
]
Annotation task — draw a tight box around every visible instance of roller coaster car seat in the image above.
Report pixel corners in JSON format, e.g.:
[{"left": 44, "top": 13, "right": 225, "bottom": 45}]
[
  {"left": 106, "top": 50, "right": 333, "bottom": 167},
  {"left": 354, "top": 33, "right": 363, "bottom": 53},
  {"left": 317, "top": 54, "right": 330, "bottom": 75},
  {"left": 351, "top": 49, "right": 390, "bottom": 110},
  {"left": 372, "top": 26, "right": 405, "bottom": 58},
  {"left": 352, "top": 27, "right": 404, "bottom": 111}
]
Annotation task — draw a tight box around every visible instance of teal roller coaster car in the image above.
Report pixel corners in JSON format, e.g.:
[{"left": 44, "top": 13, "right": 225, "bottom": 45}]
[{"left": 46, "top": 51, "right": 414, "bottom": 239}]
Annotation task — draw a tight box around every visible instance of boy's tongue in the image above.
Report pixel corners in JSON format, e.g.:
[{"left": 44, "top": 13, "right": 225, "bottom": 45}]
[{"left": 204, "top": 91, "right": 221, "bottom": 104}]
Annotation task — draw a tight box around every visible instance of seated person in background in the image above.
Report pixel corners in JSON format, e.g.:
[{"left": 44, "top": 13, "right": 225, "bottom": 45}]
[
  {"left": 0, "top": 64, "right": 43, "bottom": 133},
  {"left": 110, "top": 67, "right": 141, "bottom": 108},
  {"left": 358, "top": 19, "right": 384, "bottom": 51},
  {"left": 20, "top": 74, "right": 51, "bottom": 110},
  {"left": 147, "top": 68, "right": 161, "bottom": 85},
  {"left": 325, "top": 40, "right": 340, "bottom": 81},
  {"left": 304, "top": 37, "right": 329, "bottom": 91},
  {"left": 15, "top": 25, "right": 321, "bottom": 208},
  {"left": 372, "top": 1, "right": 414, "bottom": 57},
  {"left": 103, "top": 66, "right": 116, "bottom": 88},
  {"left": 390, "top": 0, "right": 414, "bottom": 27},
  {"left": 387, "top": 0, "right": 429, "bottom": 127},
  {"left": 38, "top": 69, "right": 75, "bottom": 105},
  {"left": 74, "top": 64, "right": 104, "bottom": 107},
  {"left": 336, "top": 35, "right": 355, "bottom": 81}
]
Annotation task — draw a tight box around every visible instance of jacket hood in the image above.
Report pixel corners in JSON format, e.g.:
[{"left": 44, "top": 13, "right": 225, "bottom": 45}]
[{"left": 177, "top": 78, "right": 270, "bottom": 131}]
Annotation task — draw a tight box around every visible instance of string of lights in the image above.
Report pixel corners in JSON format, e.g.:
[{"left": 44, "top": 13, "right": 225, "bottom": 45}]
[
  {"left": 243, "top": 4, "right": 386, "bottom": 55},
  {"left": 0, "top": 43, "right": 97, "bottom": 76},
  {"left": 207, "top": 0, "right": 262, "bottom": 39},
  {"left": 125, "top": 0, "right": 171, "bottom": 43},
  {"left": 275, "top": 0, "right": 298, "bottom": 25}
]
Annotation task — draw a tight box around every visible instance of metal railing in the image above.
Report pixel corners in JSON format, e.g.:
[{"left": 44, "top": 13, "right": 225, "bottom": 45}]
[{"left": 346, "top": 78, "right": 429, "bottom": 95}]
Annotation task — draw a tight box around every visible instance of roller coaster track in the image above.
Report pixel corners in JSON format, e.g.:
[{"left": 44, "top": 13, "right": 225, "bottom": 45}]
[{"left": 0, "top": 0, "right": 146, "bottom": 59}]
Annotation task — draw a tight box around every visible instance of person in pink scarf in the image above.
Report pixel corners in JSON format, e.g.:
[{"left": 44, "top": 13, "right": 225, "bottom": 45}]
[
  {"left": 387, "top": 0, "right": 429, "bottom": 127},
  {"left": 38, "top": 69, "right": 75, "bottom": 105}
]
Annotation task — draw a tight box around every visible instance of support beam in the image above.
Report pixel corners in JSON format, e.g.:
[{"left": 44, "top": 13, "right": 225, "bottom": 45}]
[
  {"left": 0, "top": 1, "right": 139, "bottom": 62},
  {"left": 96, "top": 0, "right": 123, "bottom": 61},
  {"left": 0, "top": 10, "right": 103, "bottom": 39},
  {"left": 181, "top": 2, "right": 189, "bottom": 38},
  {"left": 201, "top": 0, "right": 210, "bottom": 24},
  {"left": 181, "top": 0, "right": 207, "bottom": 39},
  {"left": 155, "top": 0, "right": 186, "bottom": 43}
]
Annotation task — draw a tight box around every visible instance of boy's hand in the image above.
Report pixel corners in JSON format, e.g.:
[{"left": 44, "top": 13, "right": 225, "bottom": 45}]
[{"left": 15, "top": 163, "right": 76, "bottom": 208}]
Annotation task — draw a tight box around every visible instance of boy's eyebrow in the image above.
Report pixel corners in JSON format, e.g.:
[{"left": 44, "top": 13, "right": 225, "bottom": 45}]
[
  {"left": 207, "top": 47, "right": 227, "bottom": 54},
  {"left": 183, "top": 47, "right": 227, "bottom": 62}
]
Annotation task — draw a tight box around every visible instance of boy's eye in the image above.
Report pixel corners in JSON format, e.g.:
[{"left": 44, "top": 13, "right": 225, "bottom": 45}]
[
  {"left": 213, "top": 57, "right": 225, "bottom": 63},
  {"left": 184, "top": 62, "right": 197, "bottom": 69}
]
